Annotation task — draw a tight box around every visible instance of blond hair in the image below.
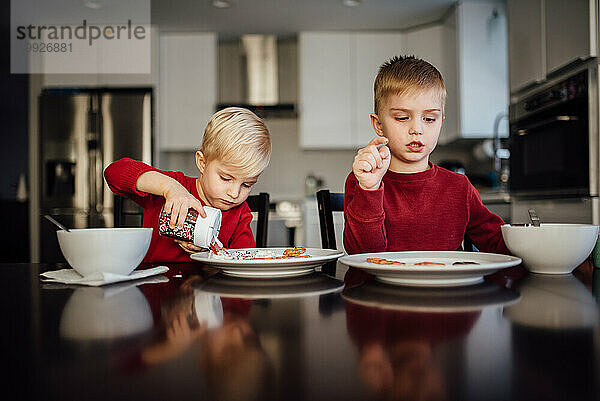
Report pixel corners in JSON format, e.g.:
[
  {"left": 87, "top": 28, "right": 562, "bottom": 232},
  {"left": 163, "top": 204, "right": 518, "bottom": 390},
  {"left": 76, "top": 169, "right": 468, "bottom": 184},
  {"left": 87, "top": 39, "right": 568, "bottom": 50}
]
[
  {"left": 200, "top": 107, "right": 271, "bottom": 177},
  {"left": 374, "top": 55, "right": 446, "bottom": 114}
]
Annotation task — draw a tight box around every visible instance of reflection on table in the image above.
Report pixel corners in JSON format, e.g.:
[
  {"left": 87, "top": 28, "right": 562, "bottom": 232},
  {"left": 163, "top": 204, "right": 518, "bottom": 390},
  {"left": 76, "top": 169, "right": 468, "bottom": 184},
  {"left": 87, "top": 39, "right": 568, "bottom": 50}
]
[
  {"left": 4, "top": 260, "right": 600, "bottom": 401},
  {"left": 345, "top": 293, "right": 480, "bottom": 401}
]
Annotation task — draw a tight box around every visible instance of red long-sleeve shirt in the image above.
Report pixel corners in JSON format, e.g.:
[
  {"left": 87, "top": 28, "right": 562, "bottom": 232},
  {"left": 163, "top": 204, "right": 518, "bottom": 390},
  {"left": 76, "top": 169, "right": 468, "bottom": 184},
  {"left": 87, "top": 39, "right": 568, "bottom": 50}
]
[
  {"left": 345, "top": 301, "right": 480, "bottom": 348},
  {"left": 343, "top": 163, "right": 510, "bottom": 255},
  {"left": 104, "top": 158, "right": 255, "bottom": 263}
]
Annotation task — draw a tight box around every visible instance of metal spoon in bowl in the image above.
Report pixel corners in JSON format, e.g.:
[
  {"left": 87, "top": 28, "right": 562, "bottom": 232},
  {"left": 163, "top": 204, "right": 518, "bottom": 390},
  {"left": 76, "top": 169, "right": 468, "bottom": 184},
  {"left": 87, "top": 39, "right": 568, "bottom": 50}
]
[
  {"left": 44, "top": 215, "right": 70, "bottom": 232},
  {"left": 528, "top": 209, "right": 541, "bottom": 227}
]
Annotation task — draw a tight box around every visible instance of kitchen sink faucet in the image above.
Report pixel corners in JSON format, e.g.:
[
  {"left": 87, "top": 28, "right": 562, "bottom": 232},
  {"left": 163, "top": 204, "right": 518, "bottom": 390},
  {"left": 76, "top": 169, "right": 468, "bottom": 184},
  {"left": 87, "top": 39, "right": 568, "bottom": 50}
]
[{"left": 493, "top": 112, "right": 510, "bottom": 190}]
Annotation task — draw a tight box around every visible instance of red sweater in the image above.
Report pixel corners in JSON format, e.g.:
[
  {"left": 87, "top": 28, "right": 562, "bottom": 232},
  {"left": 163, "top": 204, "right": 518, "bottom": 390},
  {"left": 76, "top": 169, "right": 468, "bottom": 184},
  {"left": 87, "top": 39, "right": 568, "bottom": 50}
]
[
  {"left": 343, "top": 163, "right": 509, "bottom": 255},
  {"left": 104, "top": 158, "right": 255, "bottom": 263},
  {"left": 345, "top": 301, "right": 480, "bottom": 348}
]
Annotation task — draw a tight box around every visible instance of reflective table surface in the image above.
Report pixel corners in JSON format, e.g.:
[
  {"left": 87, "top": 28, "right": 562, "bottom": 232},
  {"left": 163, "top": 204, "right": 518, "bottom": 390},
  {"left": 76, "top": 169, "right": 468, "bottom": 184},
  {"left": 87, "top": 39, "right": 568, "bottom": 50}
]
[{"left": 5, "top": 261, "right": 600, "bottom": 401}]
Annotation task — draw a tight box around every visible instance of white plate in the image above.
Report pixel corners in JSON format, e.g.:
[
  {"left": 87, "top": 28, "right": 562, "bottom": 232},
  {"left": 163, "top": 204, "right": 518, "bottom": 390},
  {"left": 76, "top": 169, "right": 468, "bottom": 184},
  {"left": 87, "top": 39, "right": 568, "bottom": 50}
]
[
  {"left": 190, "top": 247, "right": 344, "bottom": 278},
  {"left": 339, "top": 251, "right": 522, "bottom": 287},
  {"left": 342, "top": 279, "right": 521, "bottom": 312},
  {"left": 195, "top": 272, "right": 344, "bottom": 299}
]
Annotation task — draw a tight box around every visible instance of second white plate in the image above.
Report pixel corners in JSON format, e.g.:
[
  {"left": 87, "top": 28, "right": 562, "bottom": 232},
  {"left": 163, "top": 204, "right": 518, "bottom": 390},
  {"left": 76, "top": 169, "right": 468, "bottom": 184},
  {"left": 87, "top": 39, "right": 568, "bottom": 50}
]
[{"left": 339, "top": 251, "right": 522, "bottom": 287}]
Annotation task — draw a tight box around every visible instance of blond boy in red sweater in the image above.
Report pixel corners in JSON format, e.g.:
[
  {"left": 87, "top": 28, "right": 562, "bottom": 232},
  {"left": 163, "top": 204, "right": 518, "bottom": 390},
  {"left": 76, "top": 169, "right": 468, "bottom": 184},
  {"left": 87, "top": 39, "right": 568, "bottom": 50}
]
[{"left": 105, "top": 107, "right": 271, "bottom": 262}]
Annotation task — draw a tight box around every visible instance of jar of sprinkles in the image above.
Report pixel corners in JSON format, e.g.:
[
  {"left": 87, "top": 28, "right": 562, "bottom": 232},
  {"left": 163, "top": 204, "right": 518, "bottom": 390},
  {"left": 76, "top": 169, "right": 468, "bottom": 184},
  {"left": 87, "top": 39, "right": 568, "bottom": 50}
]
[{"left": 158, "top": 206, "right": 222, "bottom": 248}]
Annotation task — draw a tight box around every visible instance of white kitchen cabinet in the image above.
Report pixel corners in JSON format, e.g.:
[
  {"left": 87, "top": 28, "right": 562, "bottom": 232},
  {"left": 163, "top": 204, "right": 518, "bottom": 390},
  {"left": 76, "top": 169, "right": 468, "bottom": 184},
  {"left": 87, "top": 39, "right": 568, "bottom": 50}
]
[
  {"left": 441, "top": 1, "right": 509, "bottom": 143},
  {"left": 507, "top": 0, "right": 597, "bottom": 93},
  {"left": 158, "top": 32, "right": 217, "bottom": 150},
  {"left": 299, "top": 33, "right": 353, "bottom": 148},
  {"left": 402, "top": 25, "right": 447, "bottom": 77},
  {"left": 545, "top": 0, "right": 596, "bottom": 74},
  {"left": 299, "top": 32, "right": 402, "bottom": 149},
  {"left": 507, "top": 0, "right": 545, "bottom": 93},
  {"left": 42, "top": 27, "right": 159, "bottom": 88}
]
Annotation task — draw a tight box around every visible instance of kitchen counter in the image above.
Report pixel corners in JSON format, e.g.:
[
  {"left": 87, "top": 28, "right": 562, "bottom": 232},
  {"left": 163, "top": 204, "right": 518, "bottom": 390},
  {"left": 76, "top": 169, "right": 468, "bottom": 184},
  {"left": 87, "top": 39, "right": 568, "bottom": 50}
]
[
  {"left": 5, "top": 261, "right": 599, "bottom": 400},
  {"left": 479, "top": 189, "right": 512, "bottom": 204},
  {"left": 478, "top": 190, "right": 512, "bottom": 223}
]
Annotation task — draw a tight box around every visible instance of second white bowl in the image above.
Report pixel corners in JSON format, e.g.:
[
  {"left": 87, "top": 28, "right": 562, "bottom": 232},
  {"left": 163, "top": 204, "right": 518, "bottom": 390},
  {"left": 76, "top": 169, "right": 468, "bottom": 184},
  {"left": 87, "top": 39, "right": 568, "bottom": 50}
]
[{"left": 501, "top": 223, "right": 598, "bottom": 274}]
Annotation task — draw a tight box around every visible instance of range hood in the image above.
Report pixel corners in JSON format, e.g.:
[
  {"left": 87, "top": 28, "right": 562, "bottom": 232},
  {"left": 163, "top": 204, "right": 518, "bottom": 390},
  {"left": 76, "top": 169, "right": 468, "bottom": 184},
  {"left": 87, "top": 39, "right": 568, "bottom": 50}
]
[{"left": 218, "top": 35, "right": 297, "bottom": 118}]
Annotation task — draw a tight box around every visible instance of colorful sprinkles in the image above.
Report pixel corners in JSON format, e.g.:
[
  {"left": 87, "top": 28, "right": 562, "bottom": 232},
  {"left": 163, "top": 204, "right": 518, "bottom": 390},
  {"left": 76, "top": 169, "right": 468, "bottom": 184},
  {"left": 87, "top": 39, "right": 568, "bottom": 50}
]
[{"left": 158, "top": 208, "right": 199, "bottom": 243}]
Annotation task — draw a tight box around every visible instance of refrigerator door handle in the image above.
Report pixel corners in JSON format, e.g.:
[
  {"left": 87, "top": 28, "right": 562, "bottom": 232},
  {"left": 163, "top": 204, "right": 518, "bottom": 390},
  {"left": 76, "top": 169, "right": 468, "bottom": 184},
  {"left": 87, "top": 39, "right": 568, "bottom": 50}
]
[{"left": 87, "top": 94, "right": 104, "bottom": 213}]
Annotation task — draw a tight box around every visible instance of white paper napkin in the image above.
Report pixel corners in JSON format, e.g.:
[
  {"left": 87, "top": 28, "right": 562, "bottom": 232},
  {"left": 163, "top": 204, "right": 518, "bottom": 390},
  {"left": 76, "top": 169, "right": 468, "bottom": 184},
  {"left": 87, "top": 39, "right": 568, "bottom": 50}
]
[
  {"left": 41, "top": 275, "right": 170, "bottom": 292},
  {"left": 40, "top": 266, "right": 169, "bottom": 287}
]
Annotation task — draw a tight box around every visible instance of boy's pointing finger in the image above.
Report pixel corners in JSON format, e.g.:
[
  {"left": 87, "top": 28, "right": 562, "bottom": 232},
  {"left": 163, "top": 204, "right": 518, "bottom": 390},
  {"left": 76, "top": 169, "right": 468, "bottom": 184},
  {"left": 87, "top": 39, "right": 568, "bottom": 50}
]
[{"left": 368, "top": 136, "right": 389, "bottom": 147}]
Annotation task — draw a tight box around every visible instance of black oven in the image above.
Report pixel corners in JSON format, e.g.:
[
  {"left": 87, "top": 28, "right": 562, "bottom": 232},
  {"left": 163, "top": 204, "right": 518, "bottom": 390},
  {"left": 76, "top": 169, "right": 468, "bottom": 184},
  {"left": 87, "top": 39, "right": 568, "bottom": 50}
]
[{"left": 509, "top": 68, "right": 596, "bottom": 197}]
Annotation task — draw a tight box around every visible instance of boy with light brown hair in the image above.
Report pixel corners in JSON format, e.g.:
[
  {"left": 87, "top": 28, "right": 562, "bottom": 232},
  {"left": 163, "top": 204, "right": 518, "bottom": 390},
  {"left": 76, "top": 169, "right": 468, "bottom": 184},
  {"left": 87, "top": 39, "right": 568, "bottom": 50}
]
[
  {"left": 343, "top": 55, "right": 509, "bottom": 255},
  {"left": 105, "top": 107, "right": 271, "bottom": 262}
]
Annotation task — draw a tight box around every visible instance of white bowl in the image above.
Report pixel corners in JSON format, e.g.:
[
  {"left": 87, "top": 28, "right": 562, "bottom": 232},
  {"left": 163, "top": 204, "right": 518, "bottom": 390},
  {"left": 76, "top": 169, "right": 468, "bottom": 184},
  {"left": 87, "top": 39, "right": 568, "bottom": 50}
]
[
  {"left": 501, "top": 223, "right": 599, "bottom": 274},
  {"left": 57, "top": 228, "right": 152, "bottom": 276}
]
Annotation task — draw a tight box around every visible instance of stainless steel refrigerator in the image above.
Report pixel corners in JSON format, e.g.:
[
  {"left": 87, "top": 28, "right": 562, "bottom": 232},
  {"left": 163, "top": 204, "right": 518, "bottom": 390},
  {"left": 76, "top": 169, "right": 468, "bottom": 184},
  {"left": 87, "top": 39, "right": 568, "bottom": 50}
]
[{"left": 38, "top": 88, "right": 153, "bottom": 262}]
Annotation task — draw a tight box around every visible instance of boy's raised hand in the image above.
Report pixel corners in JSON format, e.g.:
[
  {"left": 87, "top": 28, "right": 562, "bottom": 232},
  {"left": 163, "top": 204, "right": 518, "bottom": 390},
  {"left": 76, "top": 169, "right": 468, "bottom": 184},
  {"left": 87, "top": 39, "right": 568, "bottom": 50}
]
[
  {"left": 352, "top": 137, "right": 391, "bottom": 190},
  {"left": 163, "top": 181, "right": 207, "bottom": 229}
]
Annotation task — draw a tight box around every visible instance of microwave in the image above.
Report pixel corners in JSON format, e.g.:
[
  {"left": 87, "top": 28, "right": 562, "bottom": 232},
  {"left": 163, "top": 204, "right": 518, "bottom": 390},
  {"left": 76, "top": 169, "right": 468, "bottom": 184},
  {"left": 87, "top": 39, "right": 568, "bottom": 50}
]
[{"left": 509, "top": 65, "right": 598, "bottom": 198}]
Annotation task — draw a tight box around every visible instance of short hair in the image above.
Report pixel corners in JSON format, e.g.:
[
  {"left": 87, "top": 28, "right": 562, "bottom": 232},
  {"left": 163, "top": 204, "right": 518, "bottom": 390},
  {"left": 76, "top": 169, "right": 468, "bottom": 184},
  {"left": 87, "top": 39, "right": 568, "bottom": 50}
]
[
  {"left": 373, "top": 55, "right": 446, "bottom": 114},
  {"left": 200, "top": 107, "right": 271, "bottom": 177}
]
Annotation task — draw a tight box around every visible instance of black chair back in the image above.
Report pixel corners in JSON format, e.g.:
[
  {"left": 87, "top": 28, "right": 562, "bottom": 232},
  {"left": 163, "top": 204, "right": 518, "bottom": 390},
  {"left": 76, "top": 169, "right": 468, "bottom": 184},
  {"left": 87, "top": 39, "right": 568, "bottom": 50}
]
[
  {"left": 316, "top": 189, "right": 344, "bottom": 250},
  {"left": 247, "top": 192, "right": 270, "bottom": 248},
  {"left": 463, "top": 236, "right": 474, "bottom": 252},
  {"left": 113, "top": 195, "right": 144, "bottom": 227},
  {"left": 316, "top": 189, "right": 344, "bottom": 276}
]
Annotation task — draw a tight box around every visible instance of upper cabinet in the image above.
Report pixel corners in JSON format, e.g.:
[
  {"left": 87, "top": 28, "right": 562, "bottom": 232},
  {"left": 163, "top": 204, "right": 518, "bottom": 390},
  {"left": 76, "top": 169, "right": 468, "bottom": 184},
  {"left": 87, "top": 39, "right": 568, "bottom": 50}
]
[
  {"left": 440, "top": 1, "right": 509, "bottom": 143},
  {"left": 508, "top": 0, "right": 597, "bottom": 93},
  {"left": 507, "top": 0, "right": 544, "bottom": 92},
  {"left": 158, "top": 33, "right": 217, "bottom": 150},
  {"left": 299, "top": 33, "right": 353, "bottom": 149},
  {"left": 299, "top": 1, "right": 509, "bottom": 149},
  {"left": 299, "top": 32, "right": 402, "bottom": 149},
  {"left": 545, "top": 0, "right": 596, "bottom": 73},
  {"left": 43, "top": 27, "right": 159, "bottom": 87}
]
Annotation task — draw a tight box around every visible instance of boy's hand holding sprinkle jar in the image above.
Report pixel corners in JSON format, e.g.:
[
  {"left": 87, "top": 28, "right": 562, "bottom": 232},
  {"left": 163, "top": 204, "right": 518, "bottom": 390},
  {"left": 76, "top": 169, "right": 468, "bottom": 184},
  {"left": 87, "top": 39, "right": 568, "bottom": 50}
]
[
  {"left": 135, "top": 170, "right": 207, "bottom": 229},
  {"left": 162, "top": 180, "right": 207, "bottom": 229}
]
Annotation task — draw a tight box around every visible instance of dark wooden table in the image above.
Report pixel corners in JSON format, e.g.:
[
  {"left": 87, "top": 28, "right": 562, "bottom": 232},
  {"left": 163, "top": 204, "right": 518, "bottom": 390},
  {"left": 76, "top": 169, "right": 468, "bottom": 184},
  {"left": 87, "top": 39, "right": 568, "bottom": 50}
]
[{"left": 4, "top": 261, "right": 600, "bottom": 401}]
